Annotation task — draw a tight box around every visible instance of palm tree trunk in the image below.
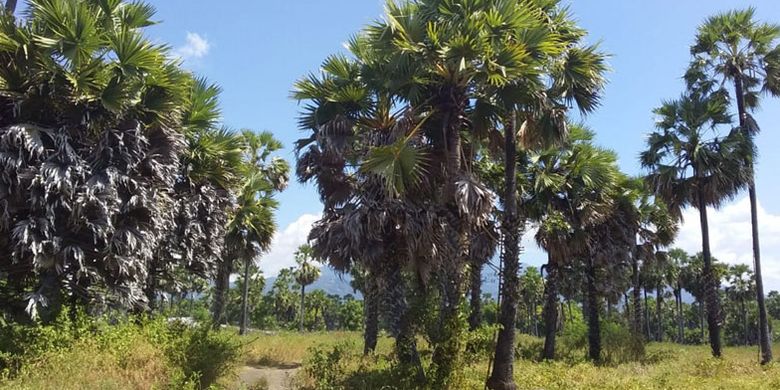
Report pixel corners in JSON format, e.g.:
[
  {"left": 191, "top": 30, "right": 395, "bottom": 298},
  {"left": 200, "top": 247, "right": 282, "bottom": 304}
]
[
  {"left": 585, "top": 258, "right": 601, "bottom": 362},
  {"left": 742, "top": 298, "right": 749, "bottom": 346},
  {"left": 541, "top": 260, "right": 559, "bottom": 360},
  {"left": 211, "top": 258, "right": 232, "bottom": 327},
  {"left": 299, "top": 284, "right": 305, "bottom": 332},
  {"left": 239, "top": 258, "right": 252, "bottom": 335},
  {"left": 383, "top": 266, "right": 424, "bottom": 383},
  {"left": 644, "top": 288, "right": 651, "bottom": 339},
  {"left": 631, "top": 251, "right": 643, "bottom": 339},
  {"left": 676, "top": 285, "right": 684, "bottom": 343},
  {"left": 488, "top": 111, "right": 521, "bottom": 390},
  {"left": 734, "top": 75, "right": 773, "bottom": 364},
  {"left": 656, "top": 283, "right": 663, "bottom": 342},
  {"left": 698, "top": 190, "right": 722, "bottom": 357},
  {"left": 4, "top": 0, "right": 17, "bottom": 14},
  {"left": 699, "top": 300, "right": 705, "bottom": 342},
  {"left": 363, "top": 276, "right": 379, "bottom": 355},
  {"left": 469, "top": 261, "right": 484, "bottom": 331}
]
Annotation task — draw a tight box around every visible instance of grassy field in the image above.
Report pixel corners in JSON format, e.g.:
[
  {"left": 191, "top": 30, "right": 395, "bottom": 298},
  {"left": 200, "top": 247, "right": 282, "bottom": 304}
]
[{"left": 242, "top": 332, "right": 780, "bottom": 390}]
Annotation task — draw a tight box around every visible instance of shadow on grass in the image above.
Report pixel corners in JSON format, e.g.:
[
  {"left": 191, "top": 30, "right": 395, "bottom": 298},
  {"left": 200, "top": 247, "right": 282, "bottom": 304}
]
[{"left": 250, "top": 358, "right": 302, "bottom": 369}]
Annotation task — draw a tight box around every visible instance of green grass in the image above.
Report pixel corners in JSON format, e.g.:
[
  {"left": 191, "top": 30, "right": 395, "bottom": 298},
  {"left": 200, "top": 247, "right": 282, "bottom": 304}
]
[{"left": 241, "top": 332, "right": 780, "bottom": 390}]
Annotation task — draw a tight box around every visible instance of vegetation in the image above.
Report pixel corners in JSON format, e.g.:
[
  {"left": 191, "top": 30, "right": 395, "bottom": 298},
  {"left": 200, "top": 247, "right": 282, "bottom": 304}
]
[{"left": 0, "top": 0, "right": 779, "bottom": 389}]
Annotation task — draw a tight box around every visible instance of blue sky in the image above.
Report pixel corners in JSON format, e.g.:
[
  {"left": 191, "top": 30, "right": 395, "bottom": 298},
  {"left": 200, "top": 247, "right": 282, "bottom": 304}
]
[{"left": 145, "top": 1, "right": 780, "bottom": 289}]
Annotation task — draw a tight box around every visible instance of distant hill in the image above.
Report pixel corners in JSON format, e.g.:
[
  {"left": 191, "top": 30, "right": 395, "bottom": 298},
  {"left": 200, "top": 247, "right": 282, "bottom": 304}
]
[
  {"left": 262, "top": 265, "right": 502, "bottom": 300},
  {"left": 263, "top": 266, "right": 361, "bottom": 298}
]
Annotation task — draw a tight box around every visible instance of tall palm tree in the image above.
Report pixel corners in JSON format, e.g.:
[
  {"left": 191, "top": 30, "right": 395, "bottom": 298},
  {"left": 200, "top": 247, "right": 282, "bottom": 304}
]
[
  {"left": 228, "top": 131, "right": 288, "bottom": 335},
  {"left": 641, "top": 84, "right": 750, "bottom": 357},
  {"left": 294, "top": 243, "right": 320, "bottom": 332},
  {"left": 689, "top": 8, "right": 780, "bottom": 363},
  {"left": 533, "top": 127, "right": 621, "bottom": 361},
  {"left": 0, "top": 0, "right": 189, "bottom": 318}
]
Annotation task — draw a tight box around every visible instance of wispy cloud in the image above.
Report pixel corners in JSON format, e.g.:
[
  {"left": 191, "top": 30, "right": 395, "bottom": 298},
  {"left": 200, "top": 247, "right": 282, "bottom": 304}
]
[
  {"left": 257, "top": 213, "right": 322, "bottom": 277},
  {"left": 675, "top": 196, "right": 780, "bottom": 292},
  {"left": 173, "top": 32, "right": 210, "bottom": 62}
]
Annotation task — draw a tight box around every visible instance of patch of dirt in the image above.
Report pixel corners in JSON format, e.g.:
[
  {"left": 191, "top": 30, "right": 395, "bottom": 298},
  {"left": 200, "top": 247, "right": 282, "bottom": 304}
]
[{"left": 235, "top": 364, "right": 300, "bottom": 390}]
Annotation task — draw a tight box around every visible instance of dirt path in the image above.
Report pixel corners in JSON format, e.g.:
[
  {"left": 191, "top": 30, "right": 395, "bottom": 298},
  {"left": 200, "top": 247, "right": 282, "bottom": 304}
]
[{"left": 235, "top": 365, "right": 300, "bottom": 390}]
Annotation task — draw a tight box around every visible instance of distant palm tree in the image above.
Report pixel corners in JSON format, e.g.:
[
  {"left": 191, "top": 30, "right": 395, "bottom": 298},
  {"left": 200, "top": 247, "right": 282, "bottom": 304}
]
[
  {"left": 294, "top": 244, "right": 320, "bottom": 332},
  {"left": 689, "top": 8, "right": 780, "bottom": 363},
  {"left": 667, "top": 248, "right": 689, "bottom": 343},
  {"left": 641, "top": 84, "right": 750, "bottom": 357},
  {"left": 725, "top": 264, "right": 755, "bottom": 346},
  {"left": 228, "top": 131, "right": 288, "bottom": 335}
]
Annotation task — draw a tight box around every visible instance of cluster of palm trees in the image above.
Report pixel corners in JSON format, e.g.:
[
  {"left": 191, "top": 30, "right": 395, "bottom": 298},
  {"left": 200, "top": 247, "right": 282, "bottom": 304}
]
[
  {"left": 0, "top": 0, "right": 288, "bottom": 335},
  {"left": 295, "top": 1, "right": 779, "bottom": 388}
]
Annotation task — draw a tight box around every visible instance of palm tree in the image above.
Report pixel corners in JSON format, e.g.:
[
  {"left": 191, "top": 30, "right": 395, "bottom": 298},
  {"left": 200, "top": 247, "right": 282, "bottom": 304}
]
[
  {"left": 0, "top": 0, "right": 189, "bottom": 318},
  {"left": 689, "top": 8, "right": 780, "bottom": 363},
  {"left": 160, "top": 79, "right": 245, "bottom": 321},
  {"left": 533, "top": 127, "right": 621, "bottom": 361},
  {"left": 725, "top": 264, "right": 755, "bottom": 346},
  {"left": 641, "top": 83, "right": 750, "bottom": 357},
  {"left": 667, "top": 248, "right": 689, "bottom": 343},
  {"left": 294, "top": 243, "right": 320, "bottom": 332},
  {"left": 228, "top": 131, "right": 288, "bottom": 335}
]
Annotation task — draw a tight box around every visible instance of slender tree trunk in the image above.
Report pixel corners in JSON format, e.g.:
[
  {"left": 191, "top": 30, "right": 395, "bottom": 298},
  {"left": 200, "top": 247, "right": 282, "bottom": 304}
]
[
  {"left": 698, "top": 191, "right": 722, "bottom": 357},
  {"left": 383, "top": 266, "right": 424, "bottom": 383},
  {"left": 299, "top": 284, "right": 305, "bottom": 332},
  {"left": 631, "top": 251, "right": 643, "bottom": 339},
  {"left": 4, "top": 0, "right": 17, "bottom": 14},
  {"left": 211, "top": 258, "right": 232, "bottom": 327},
  {"left": 239, "top": 259, "right": 252, "bottom": 335},
  {"left": 488, "top": 112, "right": 520, "bottom": 390},
  {"left": 363, "top": 276, "right": 379, "bottom": 355},
  {"left": 469, "top": 261, "right": 484, "bottom": 331},
  {"left": 656, "top": 283, "right": 663, "bottom": 342},
  {"left": 734, "top": 75, "right": 773, "bottom": 364},
  {"left": 644, "top": 288, "right": 651, "bottom": 339},
  {"left": 585, "top": 258, "right": 601, "bottom": 362},
  {"left": 541, "top": 260, "right": 559, "bottom": 360},
  {"left": 676, "top": 285, "right": 684, "bottom": 343},
  {"left": 742, "top": 298, "right": 749, "bottom": 346}
]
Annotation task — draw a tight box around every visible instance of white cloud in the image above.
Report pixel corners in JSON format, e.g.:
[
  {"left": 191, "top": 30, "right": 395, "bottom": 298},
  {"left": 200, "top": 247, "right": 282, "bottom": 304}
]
[
  {"left": 674, "top": 196, "right": 780, "bottom": 292},
  {"left": 257, "top": 213, "right": 321, "bottom": 276},
  {"left": 173, "top": 32, "right": 210, "bottom": 62}
]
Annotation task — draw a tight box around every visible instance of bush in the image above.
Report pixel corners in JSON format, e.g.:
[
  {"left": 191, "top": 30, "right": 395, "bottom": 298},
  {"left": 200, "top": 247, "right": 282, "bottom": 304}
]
[
  {"left": 515, "top": 333, "right": 544, "bottom": 361},
  {"left": 302, "top": 341, "right": 354, "bottom": 390},
  {"left": 0, "top": 311, "right": 243, "bottom": 389},
  {"left": 600, "top": 321, "right": 644, "bottom": 364},
  {"left": 464, "top": 325, "right": 498, "bottom": 362}
]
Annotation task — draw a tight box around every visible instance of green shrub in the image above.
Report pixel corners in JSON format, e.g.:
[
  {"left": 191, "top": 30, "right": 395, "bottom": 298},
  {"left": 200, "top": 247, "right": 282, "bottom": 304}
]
[
  {"left": 600, "top": 321, "right": 644, "bottom": 364},
  {"left": 303, "top": 341, "right": 354, "bottom": 390},
  {"left": 0, "top": 311, "right": 243, "bottom": 389},
  {"left": 464, "top": 325, "right": 498, "bottom": 363},
  {"left": 515, "top": 333, "right": 544, "bottom": 361}
]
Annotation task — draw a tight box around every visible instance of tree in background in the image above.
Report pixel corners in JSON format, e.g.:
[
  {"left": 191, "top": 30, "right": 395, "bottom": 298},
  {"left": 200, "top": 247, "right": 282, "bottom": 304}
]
[
  {"left": 690, "top": 9, "right": 780, "bottom": 362},
  {"left": 294, "top": 244, "right": 320, "bottom": 332},
  {"left": 225, "top": 131, "right": 288, "bottom": 334},
  {"left": 641, "top": 79, "right": 750, "bottom": 357}
]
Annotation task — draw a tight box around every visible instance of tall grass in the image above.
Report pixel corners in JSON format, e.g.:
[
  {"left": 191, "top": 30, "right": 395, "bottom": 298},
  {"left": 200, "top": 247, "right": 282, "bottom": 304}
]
[{"left": 0, "top": 311, "right": 243, "bottom": 389}]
